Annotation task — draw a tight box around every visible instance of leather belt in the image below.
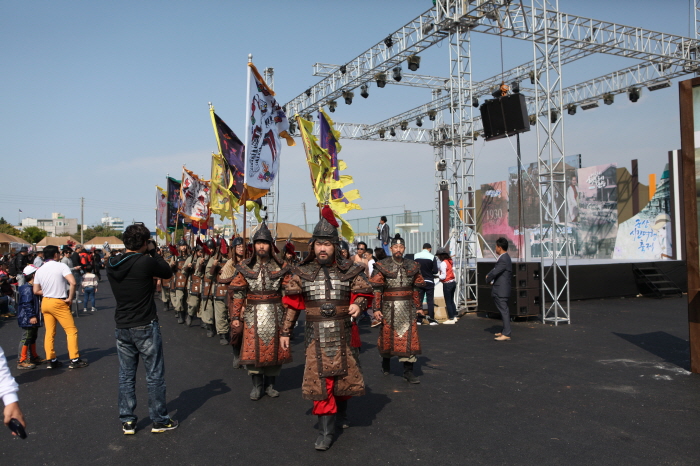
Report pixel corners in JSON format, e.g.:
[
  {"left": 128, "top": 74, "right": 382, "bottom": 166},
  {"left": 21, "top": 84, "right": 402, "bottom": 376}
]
[{"left": 247, "top": 293, "right": 282, "bottom": 304}]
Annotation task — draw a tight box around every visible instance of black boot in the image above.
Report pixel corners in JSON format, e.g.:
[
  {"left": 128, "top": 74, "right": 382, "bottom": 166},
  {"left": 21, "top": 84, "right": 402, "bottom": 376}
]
[
  {"left": 336, "top": 400, "right": 349, "bottom": 428},
  {"left": 219, "top": 333, "right": 228, "bottom": 346},
  {"left": 264, "top": 376, "right": 279, "bottom": 398},
  {"left": 314, "top": 415, "right": 336, "bottom": 451},
  {"left": 206, "top": 324, "right": 215, "bottom": 338},
  {"left": 232, "top": 345, "right": 242, "bottom": 369},
  {"left": 176, "top": 312, "right": 185, "bottom": 324},
  {"left": 250, "top": 374, "right": 264, "bottom": 400},
  {"left": 381, "top": 357, "right": 391, "bottom": 376},
  {"left": 185, "top": 314, "right": 193, "bottom": 327},
  {"left": 403, "top": 362, "right": 420, "bottom": 384}
]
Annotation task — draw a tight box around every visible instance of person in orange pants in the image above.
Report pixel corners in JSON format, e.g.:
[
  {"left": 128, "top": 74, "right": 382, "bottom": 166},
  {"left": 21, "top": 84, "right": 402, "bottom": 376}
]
[{"left": 33, "top": 245, "right": 88, "bottom": 370}]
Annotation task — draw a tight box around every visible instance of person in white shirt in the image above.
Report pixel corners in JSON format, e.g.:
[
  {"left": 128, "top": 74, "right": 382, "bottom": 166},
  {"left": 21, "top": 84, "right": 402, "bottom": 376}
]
[
  {"left": 0, "top": 345, "right": 26, "bottom": 435},
  {"left": 33, "top": 245, "right": 88, "bottom": 369}
]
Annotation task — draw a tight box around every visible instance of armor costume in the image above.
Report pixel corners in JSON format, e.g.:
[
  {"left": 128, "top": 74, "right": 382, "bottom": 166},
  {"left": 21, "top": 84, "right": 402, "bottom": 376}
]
[
  {"left": 282, "top": 212, "right": 372, "bottom": 451},
  {"left": 171, "top": 242, "right": 190, "bottom": 324},
  {"left": 219, "top": 237, "right": 245, "bottom": 364},
  {"left": 184, "top": 247, "right": 206, "bottom": 327},
  {"left": 370, "top": 234, "right": 426, "bottom": 384},
  {"left": 199, "top": 241, "right": 220, "bottom": 338},
  {"left": 160, "top": 248, "right": 173, "bottom": 311},
  {"left": 227, "top": 223, "right": 297, "bottom": 400}
]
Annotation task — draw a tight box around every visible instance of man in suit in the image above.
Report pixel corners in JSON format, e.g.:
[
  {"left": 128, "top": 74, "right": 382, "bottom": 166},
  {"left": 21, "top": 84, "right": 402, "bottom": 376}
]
[{"left": 485, "top": 237, "right": 512, "bottom": 341}]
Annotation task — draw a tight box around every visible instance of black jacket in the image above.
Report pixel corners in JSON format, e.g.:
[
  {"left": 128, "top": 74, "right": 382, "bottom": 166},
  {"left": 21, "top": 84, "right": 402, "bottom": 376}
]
[
  {"left": 485, "top": 253, "right": 512, "bottom": 298},
  {"left": 107, "top": 252, "right": 172, "bottom": 329}
]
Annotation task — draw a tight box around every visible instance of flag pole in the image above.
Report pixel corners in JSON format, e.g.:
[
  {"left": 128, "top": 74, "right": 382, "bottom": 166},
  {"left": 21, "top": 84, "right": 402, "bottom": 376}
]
[{"left": 242, "top": 53, "right": 253, "bottom": 259}]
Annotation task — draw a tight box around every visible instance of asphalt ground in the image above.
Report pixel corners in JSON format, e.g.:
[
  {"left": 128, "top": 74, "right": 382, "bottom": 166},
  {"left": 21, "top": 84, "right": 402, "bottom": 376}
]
[{"left": 0, "top": 280, "right": 698, "bottom": 466}]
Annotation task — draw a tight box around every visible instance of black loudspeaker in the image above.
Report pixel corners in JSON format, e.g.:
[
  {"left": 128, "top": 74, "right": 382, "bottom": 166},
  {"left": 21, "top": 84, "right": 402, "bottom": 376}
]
[
  {"left": 477, "top": 286, "right": 541, "bottom": 317},
  {"left": 514, "top": 262, "right": 540, "bottom": 289},
  {"left": 479, "top": 93, "right": 530, "bottom": 141}
]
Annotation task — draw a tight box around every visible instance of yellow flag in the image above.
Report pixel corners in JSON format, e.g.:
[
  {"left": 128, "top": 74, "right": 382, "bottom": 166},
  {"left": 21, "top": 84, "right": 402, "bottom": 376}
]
[{"left": 210, "top": 153, "right": 238, "bottom": 220}]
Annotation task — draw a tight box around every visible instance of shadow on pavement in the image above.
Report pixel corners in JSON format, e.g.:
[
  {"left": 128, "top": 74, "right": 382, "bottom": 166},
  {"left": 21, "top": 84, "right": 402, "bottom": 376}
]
[
  {"left": 168, "top": 378, "right": 231, "bottom": 422},
  {"left": 613, "top": 331, "right": 690, "bottom": 369}
]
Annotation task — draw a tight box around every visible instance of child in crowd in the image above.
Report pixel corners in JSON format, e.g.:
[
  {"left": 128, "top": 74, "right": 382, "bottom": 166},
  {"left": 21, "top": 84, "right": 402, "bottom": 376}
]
[
  {"left": 82, "top": 266, "right": 98, "bottom": 312},
  {"left": 17, "top": 265, "right": 43, "bottom": 369}
]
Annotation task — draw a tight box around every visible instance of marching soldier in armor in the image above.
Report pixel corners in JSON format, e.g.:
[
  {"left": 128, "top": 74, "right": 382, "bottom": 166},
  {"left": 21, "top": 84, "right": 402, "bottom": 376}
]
[
  {"left": 227, "top": 223, "right": 297, "bottom": 400},
  {"left": 218, "top": 237, "right": 245, "bottom": 365},
  {"left": 184, "top": 244, "right": 206, "bottom": 327},
  {"left": 199, "top": 238, "right": 221, "bottom": 338},
  {"left": 211, "top": 237, "right": 231, "bottom": 345},
  {"left": 280, "top": 211, "right": 372, "bottom": 451},
  {"left": 172, "top": 239, "right": 190, "bottom": 324},
  {"left": 160, "top": 246, "right": 174, "bottom": 311},
  {"left": 370, "top": 233, "right": 426, "bottom": 384}
]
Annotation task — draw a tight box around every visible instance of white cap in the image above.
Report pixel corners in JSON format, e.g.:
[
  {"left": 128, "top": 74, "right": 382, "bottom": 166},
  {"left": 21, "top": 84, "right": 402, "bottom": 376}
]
[{"left": 23, "top": 265, "right": 38, "bottom": 276}]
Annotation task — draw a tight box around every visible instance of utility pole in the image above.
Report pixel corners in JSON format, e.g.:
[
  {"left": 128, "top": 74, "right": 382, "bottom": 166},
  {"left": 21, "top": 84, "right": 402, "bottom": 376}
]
[
  {"left": 80, "top": 197, "right": 84, "bottom": 244},
  {"left": 302, "top": 202, "right": 307, "bottom": 229}
]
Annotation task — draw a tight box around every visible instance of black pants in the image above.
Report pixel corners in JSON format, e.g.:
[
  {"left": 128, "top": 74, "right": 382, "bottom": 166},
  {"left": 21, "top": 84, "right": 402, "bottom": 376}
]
[
  {"left": 443, "top": 281, "right": 457, "bottom": 319},
  {"left": 417, "top": 283, "right": 435, "bottom": 319},
  {"left": 493, "top": 295, "right": 511, "bottom": 336}
]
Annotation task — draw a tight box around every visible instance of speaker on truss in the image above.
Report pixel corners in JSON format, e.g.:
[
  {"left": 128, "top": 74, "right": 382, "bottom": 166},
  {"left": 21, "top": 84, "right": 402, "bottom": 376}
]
[{"left": 479, "top": 93, "right": 530, "bottom": 141}]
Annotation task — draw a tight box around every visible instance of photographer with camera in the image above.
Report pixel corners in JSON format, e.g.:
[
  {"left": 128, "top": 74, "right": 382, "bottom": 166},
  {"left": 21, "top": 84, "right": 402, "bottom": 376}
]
[{"left": 106, "top": 223, "right": 178, "bottom": 435}]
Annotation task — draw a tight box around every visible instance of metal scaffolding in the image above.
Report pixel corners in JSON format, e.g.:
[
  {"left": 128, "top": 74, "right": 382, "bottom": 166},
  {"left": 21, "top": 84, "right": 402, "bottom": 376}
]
[{"left": 284, "top": 0, "right": 700, "bottom": 323}]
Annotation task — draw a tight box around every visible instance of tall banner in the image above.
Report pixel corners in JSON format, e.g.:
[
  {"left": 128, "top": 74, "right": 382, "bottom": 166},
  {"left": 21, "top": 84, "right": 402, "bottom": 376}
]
[
  {"left": 210, "top": 152, "right": 236, "bottom": 220},
  {"left": 613, "top": 174, "right": 672, "bottom": 260},
  {"left": 179, "top": 168, "right": 211, "bottom": 223},
  {"left": 297, "top": 113, "right": 359, "bottom": 241},
  {"left": 318, "top": 109, "right": 362, "bottom": 214},
  {"left": 166, "top": 177, "right": 183, "bottom": 232},
  {"left": 243, "top": 61, "right": 295, "bottom": 200},
  {"left": 574, "top": 163, "right": 618, "bottom": 258},
  {"left": 480, "top": 181, "right": 519, "bottom": 258},
  {"left": 211, "top": 109, "right": 245, "bottom": 205},
  {"left": 156, "top": 186, "right": 168, "bottom": 239}
]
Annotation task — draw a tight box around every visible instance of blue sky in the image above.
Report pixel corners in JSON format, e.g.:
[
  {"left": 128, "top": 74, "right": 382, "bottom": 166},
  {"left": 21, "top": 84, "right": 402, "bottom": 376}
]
[{"left": 0, "top": 0, "right": 693, "bottom": 230}]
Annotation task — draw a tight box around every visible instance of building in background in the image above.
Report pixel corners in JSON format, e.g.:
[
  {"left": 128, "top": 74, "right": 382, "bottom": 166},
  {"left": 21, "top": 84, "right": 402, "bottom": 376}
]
[
  {"left": 21, "top": 213, "right": 78, "bottom": 236},
  {"left": 101, "top": 214, "right": 125, "bottom": 232}
]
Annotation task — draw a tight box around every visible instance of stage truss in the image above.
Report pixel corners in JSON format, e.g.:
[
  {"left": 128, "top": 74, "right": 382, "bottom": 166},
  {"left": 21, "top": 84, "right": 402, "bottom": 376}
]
[{"left": 283, "top": 0, "right": 700, "bottom": 325}]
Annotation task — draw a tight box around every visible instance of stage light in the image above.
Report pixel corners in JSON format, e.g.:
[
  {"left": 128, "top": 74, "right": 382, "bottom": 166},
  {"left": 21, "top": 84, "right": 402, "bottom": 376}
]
[
  {"left": 360, "top": 84, "right": 369, "bottom": 98},
  {"left": 288, "top": 119, "right": 296, "bottom": 135},
  {"left": 390, "top": 127, "right": 396, "bottom": 137},
  {"left": 511, "top": 81, "right": 520, "bottom": 93},
  {"left": 472, "top": 131, "right": 479, "bottom": 141},
  {"left": 407, "top": 55, "right": 421, "bottom": 71},
  {"left": 472, "top": 96, "right": 479, "bottom": 108},
  {"left": 305, "top": 88, "right": 312, "bottom": 97},
  {"left": 529, "top": 70, "right": 540, "bottom": 84},
  {"left": 384, "top": 36, "right": 393, "bottom": 48},
  {"left": 603, "top": 93, "right": 614, "bottom": 105},
  {"left": 393, "top": 66, "right": 402, "bottom": 82},
  {"left": 428, "top": 109, "right": 437, "bottom": 121},
  {"left": 491, "top": 86, "right": 502, "bottom": 98},
  {"left": 567, "top": 104, "right": 577, "bottom": 115},
  {"left": 339, "top": 64, "right": 347, "bottom": 74},
  {"left": 379, "top": 128, "right": 386, "bottom": 138},
  {"left": 328, "top": 100, "right": 337, "bottom": 113},
  {"left": 581, "top": 100, "right": 599, "bottom": 110},
  {"left": 375, "top": 72, "right": 387, "bottom": 88},
  {"left": 400, "top": 121, "right": 408, "bottom": 131},
  {"left": 304, "top": 113, "right": 313, "bottom": 121},
  {"left": 439, "top": 180, "right": 449, "bottom": 191},
  {"left": 656, "top": 63, "right": 671, "bottom": 72},
  {"left": 343, "top": 91, "right": 354, "bottom": 105},
  {"left": 528, "top": 114, "right": 537, "bottom": 125},
  {"left": 550, "top": 110, "right": 559, "bottom": 124},
  {"left": 436, "top": 159, "right": 447, "bottom": 171},
  {"left": 648, "top": 80, "right": 671, "bottom": 91},
  {"left": 628, "top": 87, "right": 641, "bottom": 103},
  {"left": 416, "top": 117, "right": 423, "bottom": 127}
]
